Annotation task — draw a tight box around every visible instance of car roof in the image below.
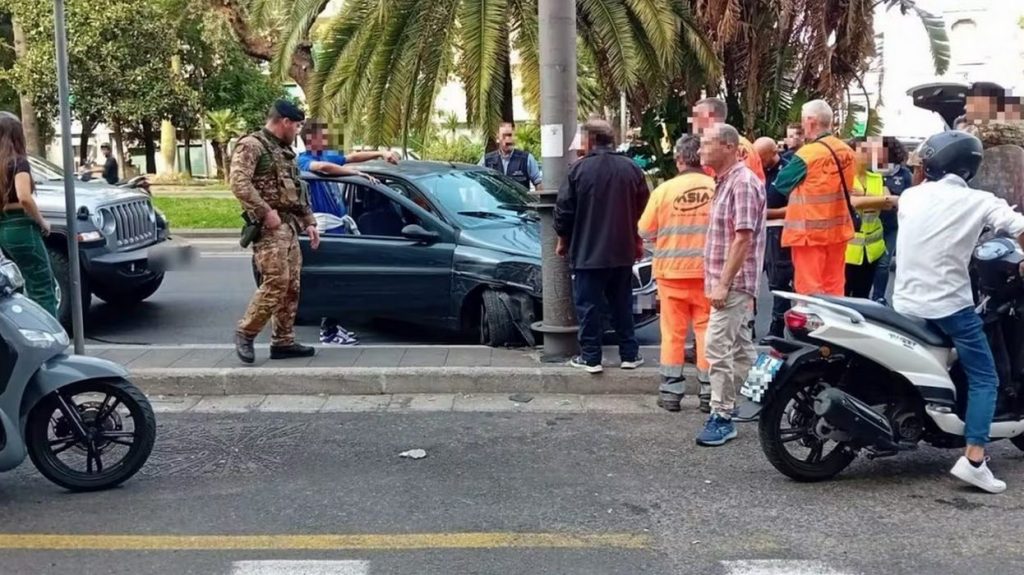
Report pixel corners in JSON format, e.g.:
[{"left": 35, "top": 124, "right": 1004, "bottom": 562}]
[{"left": 350, "top": 159, "right": 486, "bottom": 180}]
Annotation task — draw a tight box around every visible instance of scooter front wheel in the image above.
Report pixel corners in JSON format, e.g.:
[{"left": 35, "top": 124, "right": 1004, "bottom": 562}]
[
  {"left": 26, "top": 378, "right": 156, "bottom": 492},
  {"left": 758, "top": 377, "right": 857, "bottom": 482}
]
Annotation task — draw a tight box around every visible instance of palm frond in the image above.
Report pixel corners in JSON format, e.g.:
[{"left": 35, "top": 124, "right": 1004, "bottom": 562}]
[
  {"left": 509, "top": 0, "right": 540, "bottom": 117},
  {"left": 910, "top": 6, "right": 950, "bottom": 76},
  {"left": 577, "top": 0, "right": 640, "bottom": 90},
  {"left": 622, "top": 0, "right": 678, "bottom": 68},
  {"left": 308, "top": 0, "right": 377, "bottom": 113},
  {"left": 672, "top": 0, "right": 721, "bottom": 81},
  {"left": 458, "top": 0, "right": 510, "bottom": 130},
  {"left": 270, "top": 0, "right": 331, "bottom": 82}
]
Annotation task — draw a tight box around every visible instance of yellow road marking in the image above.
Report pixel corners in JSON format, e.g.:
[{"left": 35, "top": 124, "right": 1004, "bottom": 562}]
[{"left": 0, "top": 532, "right": 650, "bottom": 551}]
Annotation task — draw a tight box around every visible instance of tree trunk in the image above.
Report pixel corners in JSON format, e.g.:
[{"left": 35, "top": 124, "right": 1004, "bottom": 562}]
[
  {"left": 501, "top": 52, "right": 514, "bottom": 124},
  {"left": 11, "top": 17, "right": 41, "bottom": 155},
  {"left": 212, "top": 141, "right": 226, "bottom": 180},
  {"left": 142, "top": 119, "right": 157, "bottom": 174},
  {"left": 160, "top": 119, "right": 177, "bottom": 175},
  {"left": 78, "top": 117, "right": 95, "bottom": 167},
  {"left": 111, "top": 116, "right": 126, "bottom": 174},
  {"left": 183, "top": 128, "right": 193, "bottom": 177}
]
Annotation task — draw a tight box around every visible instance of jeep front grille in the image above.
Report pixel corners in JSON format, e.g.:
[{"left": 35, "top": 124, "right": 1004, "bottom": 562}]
[{"left": 103, "top": 199, "right": 157, "bottom": 250}]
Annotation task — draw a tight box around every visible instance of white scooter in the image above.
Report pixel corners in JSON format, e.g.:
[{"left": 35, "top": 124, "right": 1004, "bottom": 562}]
[{"left": 741, "top": 236, "right": 1024, "bottom": 482}]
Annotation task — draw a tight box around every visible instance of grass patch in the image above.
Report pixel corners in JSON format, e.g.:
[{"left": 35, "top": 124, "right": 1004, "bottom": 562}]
[{"left": 152, "top": 196, "right": 242, "bottom": 229}]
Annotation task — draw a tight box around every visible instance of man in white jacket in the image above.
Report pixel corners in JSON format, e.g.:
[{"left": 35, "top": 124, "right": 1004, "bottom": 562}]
[{"left": 894, "top": 131, "right": 1024, "bottom": 494}]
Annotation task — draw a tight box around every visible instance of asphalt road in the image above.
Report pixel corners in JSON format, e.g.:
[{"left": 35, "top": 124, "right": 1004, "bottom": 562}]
[
  {"left": 82, "top": 239, "right": 778, "bottom": 346},
  {"left": 2, "top": 410, "right": 1023, "bottom": 574}
]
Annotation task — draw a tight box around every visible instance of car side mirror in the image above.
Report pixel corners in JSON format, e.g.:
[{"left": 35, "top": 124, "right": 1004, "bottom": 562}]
[{"left": 402, "top": 224, "right": 440, "bottom": 243}]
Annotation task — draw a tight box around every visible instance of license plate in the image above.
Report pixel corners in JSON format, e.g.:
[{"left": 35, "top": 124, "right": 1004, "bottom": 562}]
[
  {"left": 740, "top": 352, "right": 784, "bottom": 403},
  {"left": 633, "top": 293, "right": 655, "bottom": 313}
]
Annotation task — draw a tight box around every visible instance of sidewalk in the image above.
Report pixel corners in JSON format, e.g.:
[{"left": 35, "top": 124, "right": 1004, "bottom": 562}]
[{"left": 87, "top": 344, "right": 696, "bottom": 397}]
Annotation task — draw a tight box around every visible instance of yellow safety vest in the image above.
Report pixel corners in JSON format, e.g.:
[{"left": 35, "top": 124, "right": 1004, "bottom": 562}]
[{"left": 845, "top": 171, "right": 886, "bottom": 265}]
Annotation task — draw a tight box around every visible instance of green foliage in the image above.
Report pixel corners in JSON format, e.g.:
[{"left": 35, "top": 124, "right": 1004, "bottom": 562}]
[
  {"left": 0, "top": 13, "right": 17, "bottom": 115},
  {"left": 419, "top": 134, "right": 485, "bottom": 164},
  {"left": 206, "top": 109, "right": 247, "bottom": 143},
  {"left": 513, "top": 122, "right": 540, "bottom": 161},
  {"left": 151, "top": 196, "right": 241, "bottom": 229}
]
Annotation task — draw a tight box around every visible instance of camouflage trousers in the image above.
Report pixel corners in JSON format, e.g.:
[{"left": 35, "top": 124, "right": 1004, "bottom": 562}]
[{"left": 237, "top": 224, "right": 302, "bottom": 346}]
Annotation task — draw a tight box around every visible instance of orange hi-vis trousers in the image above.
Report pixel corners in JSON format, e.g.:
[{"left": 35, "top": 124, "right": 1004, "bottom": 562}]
[
  {"left": 657, "top": 278, "right": 710, "bottom": 378},
  {"left": 791, "top": 243, "right": 847, "bottom": 296}
]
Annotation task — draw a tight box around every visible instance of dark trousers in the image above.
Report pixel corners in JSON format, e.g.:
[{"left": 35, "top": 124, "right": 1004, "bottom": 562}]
[
  {"left": 573, "top": 267, "right": 639, "bottom": 365},
  {"left": 871, "top": 229, "right": 897, "bottom": 302},
  {"left": 845, "top": 259, "right": 879, "bottom": 298},
  {"left": 764, "top": 227, "right": 793, "bottom": 337}
]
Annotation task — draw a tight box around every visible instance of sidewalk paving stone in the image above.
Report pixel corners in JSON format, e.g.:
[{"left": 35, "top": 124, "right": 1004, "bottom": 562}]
[
  {"left": 307, "top": 348, "right": 363, "bottom": 368},
  {"left": 354, "top": 348, "right": 406, "bottom": 368},
  {"left": 126, "top": 348, "right": 190, "bottom": 369},
  {"left": 170, "top": 349, "right": 232, "bottom": 368},
  {"left": 399, "top": 348, "right": 449, "bottom": 367},
  {"left": 445, "top": 347, "right": 493, "bottom": 367},
  {"left": 96, "top": 348, "right": 149, "bottom": 365}
]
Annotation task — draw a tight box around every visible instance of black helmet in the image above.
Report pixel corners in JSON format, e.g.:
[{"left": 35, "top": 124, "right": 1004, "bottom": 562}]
[{"left": 919, "top": 130, "right": 984, "bottom": 182}]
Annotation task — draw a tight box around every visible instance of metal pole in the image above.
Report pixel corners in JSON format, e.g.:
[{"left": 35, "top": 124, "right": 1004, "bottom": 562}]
[
  {"left": 54, "top": 0, "right": 85, "bottom": 354},
  {"left": 620, "top": 91, "right": 627, "bottom": 141},
  {"left": 532, "top": 0, "right": 578, "bottom": 361}
]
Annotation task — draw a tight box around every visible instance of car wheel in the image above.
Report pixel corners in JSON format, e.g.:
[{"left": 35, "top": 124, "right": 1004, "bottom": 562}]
[
  {"left": 93, "top": 274, "right": 164, "bottom": 306},
  {"left": 480, "top": 290, "right": 517, "bottom": 347},
  {"left": 47, "top": 245, "right": 91, "bottom": 329}
]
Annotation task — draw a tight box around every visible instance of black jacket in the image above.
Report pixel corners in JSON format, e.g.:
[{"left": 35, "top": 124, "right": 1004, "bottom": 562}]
[{"left": 554, "top": 146, "right": 650, "bottom": 270}]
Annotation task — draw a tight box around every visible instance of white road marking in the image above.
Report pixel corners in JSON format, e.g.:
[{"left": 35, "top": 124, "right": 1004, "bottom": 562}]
[
  {"left": 199, "top": 253, "right": 250, "bottom": 259},
  {"left": 231, "top": 560, "right": 369, "bottom": 575},
  {"left": 721, "top": 560, "right": 860, "bottom": 575}
]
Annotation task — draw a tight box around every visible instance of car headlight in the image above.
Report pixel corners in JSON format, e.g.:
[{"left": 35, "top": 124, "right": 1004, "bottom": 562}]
[
  {"left": 20, "top": 328, "right": 68, "bottom": 348},
  {"left": 77, "top": 231, "right": 104, "bottom": 242}
]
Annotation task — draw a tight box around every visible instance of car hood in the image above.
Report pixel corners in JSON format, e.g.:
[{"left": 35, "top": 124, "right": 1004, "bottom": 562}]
[
  {"left": 33, "top": 182, "right": 150, "bottom": 214},
  {"left": 458, "top": 220, "right": 543, "bottom": 260}
]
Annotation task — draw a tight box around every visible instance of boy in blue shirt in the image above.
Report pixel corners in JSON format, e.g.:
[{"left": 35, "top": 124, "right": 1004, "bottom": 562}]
[{"left": 298, "top": 120, "right": 400, "bottom": 344}]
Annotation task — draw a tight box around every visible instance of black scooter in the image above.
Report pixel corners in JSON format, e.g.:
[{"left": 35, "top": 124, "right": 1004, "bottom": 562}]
[{"left": 0, "top": 254, "right": 155, "bottom": 491}]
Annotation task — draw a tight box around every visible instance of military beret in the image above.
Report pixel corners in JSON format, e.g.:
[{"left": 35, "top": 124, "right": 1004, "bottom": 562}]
[{"left": 273, "top": 99, "right": 306, "bottom": 122}]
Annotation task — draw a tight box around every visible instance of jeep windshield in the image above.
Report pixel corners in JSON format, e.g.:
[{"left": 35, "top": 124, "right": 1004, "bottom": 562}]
[
  {"left": 421, "top": 170, "right": 537, "bottom": 228},
  {"left": 27, "top": 155, "right": 67, "bottom": 183}
]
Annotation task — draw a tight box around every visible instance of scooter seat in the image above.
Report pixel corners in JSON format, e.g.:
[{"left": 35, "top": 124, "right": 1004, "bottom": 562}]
[{"left": 817, "top": 296, "right": 953, "bottom": 348}]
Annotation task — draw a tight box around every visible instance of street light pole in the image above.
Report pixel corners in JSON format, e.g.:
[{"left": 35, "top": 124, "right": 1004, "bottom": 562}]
[
  {"left": 532, "top": 0, "right": 578, "bottom": 361},
  {"left": 53, "top": 0, "right": 86, "bottom": 354}
]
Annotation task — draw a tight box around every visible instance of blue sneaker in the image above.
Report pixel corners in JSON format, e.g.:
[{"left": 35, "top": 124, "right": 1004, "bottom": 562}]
[{"left": 696, "top": 414, "right": 738, "bottom": 447}]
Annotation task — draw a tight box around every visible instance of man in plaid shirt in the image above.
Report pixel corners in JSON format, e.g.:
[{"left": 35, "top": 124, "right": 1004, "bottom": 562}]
[{"left": 697, "top": 123, "right": 766, "bottom": 447}]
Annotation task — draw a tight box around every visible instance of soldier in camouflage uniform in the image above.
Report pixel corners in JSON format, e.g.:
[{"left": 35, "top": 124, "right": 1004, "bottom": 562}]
[{"left": 232, "top": 100, "right": 321, "bottom": 364}]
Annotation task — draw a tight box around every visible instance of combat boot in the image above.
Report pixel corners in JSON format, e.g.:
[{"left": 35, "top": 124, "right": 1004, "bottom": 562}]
[
  {"left": 235, "top": 332, "right": 255, "bottom": 364},
  {"left": 270, "top": 342, "right": 317, "bottom": 360}
]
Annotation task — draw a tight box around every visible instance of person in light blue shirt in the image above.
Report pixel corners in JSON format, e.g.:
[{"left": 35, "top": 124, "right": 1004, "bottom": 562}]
[{"left": 297, "top": 119, "right": 400, "bottom": 345}]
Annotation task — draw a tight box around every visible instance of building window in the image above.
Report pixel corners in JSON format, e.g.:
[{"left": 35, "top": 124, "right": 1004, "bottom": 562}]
[{"left": 951, "top": 19, "right": 984, "bottom": 66}]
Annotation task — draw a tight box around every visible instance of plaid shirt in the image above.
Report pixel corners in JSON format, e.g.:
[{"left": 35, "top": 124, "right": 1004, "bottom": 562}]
[{"left": 704, "top": 162, "right": 766, "bottom": 297}]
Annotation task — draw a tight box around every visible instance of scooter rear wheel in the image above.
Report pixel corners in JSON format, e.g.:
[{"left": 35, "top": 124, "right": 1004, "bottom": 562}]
[
  {"left": 25, "top": 378, "right": 156, "bottom": 492},
  {"left": 758, "top": 377, "right": 857, "bottom": 482}
]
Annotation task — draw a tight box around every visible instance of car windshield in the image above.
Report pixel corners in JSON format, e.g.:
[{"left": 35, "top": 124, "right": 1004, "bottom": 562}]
[
  {"left": 422, "top": 170, "right": 536, "bottom": 227},
  {"left": 26, "top": 155, "right": 65, "bottom": 182}
]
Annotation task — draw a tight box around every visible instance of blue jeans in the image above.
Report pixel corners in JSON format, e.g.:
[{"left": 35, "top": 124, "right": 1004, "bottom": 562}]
[
  {"left": 930, "top": 307, "right": 999, "bottom": 446},
  {"left": 871, "top": 229, "right": 897, "bottom": 302},
  {"left": 573, "top": 267, "right": 639, "bottom": 365}
]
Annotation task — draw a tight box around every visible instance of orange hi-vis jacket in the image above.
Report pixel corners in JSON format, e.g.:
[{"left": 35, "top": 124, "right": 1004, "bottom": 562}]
[
  {"left": 781, "top": 135, "right": 856, "bottom": 247},
  {"left": 638, "top": 169, "right": 716, "bottom": 280}
]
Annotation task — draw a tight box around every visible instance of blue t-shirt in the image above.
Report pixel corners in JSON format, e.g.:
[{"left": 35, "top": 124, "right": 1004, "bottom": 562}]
[
  {"left": 880, "top": 165, "right": 912, "bottom": 232},
  {"left": 298, "top": 150, "right": 348, "bottom": 234}
]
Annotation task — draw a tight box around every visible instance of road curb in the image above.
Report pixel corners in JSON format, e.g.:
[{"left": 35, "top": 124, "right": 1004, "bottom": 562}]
[{"left": 130, "top": 366, "right": 693, "bottom": 396}]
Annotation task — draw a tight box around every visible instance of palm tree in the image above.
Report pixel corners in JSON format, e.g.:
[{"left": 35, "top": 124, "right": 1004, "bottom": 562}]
[
  {"left": 206, "top": 109, "right": 247, "bottom": 180},
  {"left": 304, "top": 0, "right": 719, "bottom": 149},
  {"left": 690, "top": 0, "right": 949, "bottom": 136}
]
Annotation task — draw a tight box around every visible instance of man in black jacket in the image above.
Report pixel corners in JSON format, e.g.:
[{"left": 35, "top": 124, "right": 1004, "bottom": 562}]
[{"left": 554, "top": 119, "right": 650, "bottom": 373}]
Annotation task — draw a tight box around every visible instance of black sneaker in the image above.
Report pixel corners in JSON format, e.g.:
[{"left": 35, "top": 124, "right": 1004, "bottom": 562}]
[
  {"left": 569, "top": 356, "right": 603, "bottom": 374},
  {"left": 270, "top": 343, "right": 317, "bottom": 360},
  {"left": 235, "top": 333, "right": 255, "bottom": 364}
]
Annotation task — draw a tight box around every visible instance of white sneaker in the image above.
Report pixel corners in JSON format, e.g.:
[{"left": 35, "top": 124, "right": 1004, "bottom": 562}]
[
  {"left": 620, "top": 356, "right": 645, "bottom": 370},
  {"left": 951, "top": 456, "right": 1007, "bottom": 494}
]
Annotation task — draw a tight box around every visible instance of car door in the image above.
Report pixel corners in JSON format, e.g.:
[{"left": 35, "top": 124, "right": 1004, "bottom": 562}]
[{"left": 299, "top": 176, "right": 458, "bottom": 326}]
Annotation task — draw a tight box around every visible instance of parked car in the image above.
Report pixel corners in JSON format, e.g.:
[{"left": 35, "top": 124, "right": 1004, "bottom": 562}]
[
  {"left": 253, "top": 161, "right": 659, "bottom": 347},
  {"left": 20, "top": 155, "right": 189, "bottom": 327}
]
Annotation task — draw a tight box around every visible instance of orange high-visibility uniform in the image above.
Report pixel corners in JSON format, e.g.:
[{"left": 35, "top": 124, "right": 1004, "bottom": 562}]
[
  {"left": 639, "top": 169, "right": 715, "bottom": 377},
  {"left": 781, "top": 135, "right": 856, "bottom": 295}
]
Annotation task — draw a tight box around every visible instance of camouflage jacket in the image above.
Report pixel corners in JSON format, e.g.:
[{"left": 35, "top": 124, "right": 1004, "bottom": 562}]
[
  {"left": 963, "top": 120, "right": 1024, "bottom": 149},
  {"left": 230, "top": 128, "right": 315, "bottom": 230}
]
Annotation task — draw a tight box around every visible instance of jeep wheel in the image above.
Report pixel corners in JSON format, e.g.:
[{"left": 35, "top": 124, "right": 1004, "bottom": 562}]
[
  {"left": 480, "top": 290, "right": 517, "bottom": 347},
  {"left": 47, "top": 246, "right": 91, "bottom": 329},
  {"left": 93, "top": 274, "right": 165, "bottom": 306}
]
